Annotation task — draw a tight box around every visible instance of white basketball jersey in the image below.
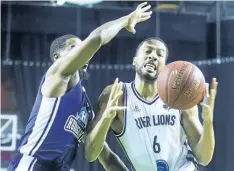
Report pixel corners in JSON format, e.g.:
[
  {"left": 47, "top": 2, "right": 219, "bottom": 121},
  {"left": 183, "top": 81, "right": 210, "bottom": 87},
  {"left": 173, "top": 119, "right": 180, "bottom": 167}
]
[{"left": 115, "top": 82, "right": 198, "bottom": 171}]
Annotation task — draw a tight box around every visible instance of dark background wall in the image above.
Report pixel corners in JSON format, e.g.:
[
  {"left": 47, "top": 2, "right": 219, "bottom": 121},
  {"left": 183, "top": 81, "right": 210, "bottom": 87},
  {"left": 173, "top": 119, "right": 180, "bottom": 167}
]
[{"left": 1, "top": 2, "right": 234, "bottom": 171}]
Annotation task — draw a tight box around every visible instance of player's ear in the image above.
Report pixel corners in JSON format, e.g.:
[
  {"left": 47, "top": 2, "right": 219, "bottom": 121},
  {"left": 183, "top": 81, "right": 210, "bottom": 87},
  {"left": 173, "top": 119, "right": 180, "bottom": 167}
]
[{"left": 133, "top": 57, "right": 136, "bottom": 66}]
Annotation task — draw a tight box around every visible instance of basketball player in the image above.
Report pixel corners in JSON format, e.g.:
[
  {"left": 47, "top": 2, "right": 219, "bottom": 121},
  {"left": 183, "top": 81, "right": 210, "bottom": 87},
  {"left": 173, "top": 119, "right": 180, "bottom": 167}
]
[
  {"left": 8, "top": 3, "right": 152, "bottom": 170},
  {"left": 86, "top": 37, "right": 218, "bottom": 171}
]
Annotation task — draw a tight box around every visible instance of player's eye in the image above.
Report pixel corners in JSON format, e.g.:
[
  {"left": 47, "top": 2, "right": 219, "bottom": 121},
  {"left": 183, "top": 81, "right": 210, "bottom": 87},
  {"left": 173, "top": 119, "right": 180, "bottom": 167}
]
[
  {"left": 158, "top": 54, "right": 163, "bottom": 57},
  {"left": 145, "top": 50, "right": 151, "bottom": 54},
  {"left": 70, "top": 45, "right": 75, "bottom": 48},
  {"left": 157, "top": 51, "right": 163, "bottom": 57}
]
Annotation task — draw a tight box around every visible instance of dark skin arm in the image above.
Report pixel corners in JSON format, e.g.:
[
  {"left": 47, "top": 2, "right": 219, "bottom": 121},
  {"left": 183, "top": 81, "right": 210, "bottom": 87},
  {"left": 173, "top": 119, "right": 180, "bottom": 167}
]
[
  {"left": 41, "top": 1, "right": 152, "bottom": 98},
  {"left": 98, "top": 143, "right": 129, "bottom": 171},
  {"left": 83, "top": 2, "right": 152, "bottom": 163},
  {"left": 84, "top": 79, "right": 124, "bottom": 162},
  {"left": 182, "top": 78, "right": 218, "bottom": 166}
]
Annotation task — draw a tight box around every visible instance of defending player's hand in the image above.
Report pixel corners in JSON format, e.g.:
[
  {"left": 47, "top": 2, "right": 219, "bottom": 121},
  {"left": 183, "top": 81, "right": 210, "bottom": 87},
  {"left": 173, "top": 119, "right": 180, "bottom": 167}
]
[
  {"left": 103, "top": 78, "right": 126, "bottom": 120},
  {"left": 126, "top": 2, "right": 152, "bottom": 34},
  {"left": 200, "top": 77, "right": 218, "bottom": 122}
]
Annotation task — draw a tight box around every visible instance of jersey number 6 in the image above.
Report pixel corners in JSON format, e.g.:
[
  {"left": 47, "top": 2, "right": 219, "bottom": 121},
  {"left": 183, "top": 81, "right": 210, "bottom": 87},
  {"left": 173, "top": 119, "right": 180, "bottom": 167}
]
[{"left": 153, "top": 135, "right": 161, "bottom": 153}]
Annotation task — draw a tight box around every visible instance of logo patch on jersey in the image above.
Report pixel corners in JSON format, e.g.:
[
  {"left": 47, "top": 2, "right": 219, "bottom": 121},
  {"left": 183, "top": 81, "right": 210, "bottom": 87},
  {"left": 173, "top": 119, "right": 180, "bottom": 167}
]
[
  {"left": 64, "top": 115, "right": 84, "bottom": 142},
  {"left": 156, "top": 160, "right": 169, "bottom": 171},
  {"left": 64, "top": 106, "right": 90, "bottom": 143},
  {"left": 132, "top": 105, "right": 141, "bottom": 112},
  {"left": 163, "top": 104, "right": 171, "bottom": 111}
]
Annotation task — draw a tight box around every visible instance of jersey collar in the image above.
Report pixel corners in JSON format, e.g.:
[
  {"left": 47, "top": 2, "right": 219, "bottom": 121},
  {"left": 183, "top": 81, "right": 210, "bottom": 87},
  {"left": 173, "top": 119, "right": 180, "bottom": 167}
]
[{"left": 131, "top": 82, "right": 159, "bottom": 105}]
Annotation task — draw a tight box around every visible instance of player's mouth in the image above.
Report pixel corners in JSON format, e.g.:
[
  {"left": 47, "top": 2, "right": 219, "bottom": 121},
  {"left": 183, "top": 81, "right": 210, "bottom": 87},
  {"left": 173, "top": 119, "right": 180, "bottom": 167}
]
[{"left": 144, "top": 63, "right": 157, "bottom": 72}]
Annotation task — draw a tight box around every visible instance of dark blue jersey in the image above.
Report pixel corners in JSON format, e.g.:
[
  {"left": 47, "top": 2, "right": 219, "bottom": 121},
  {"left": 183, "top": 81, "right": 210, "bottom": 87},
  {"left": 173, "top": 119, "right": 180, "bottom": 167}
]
[{"left": 16, "top": 75, "right": 94, "bottom": 163}]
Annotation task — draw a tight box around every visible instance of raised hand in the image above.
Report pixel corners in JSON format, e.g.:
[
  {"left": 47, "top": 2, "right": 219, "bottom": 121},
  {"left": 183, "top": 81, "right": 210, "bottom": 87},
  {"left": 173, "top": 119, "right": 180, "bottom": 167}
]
[
  {"left": 126, "top": 2, "right": 152, "bottom": 34},
  {"left": 103, "top": 78, "right": 126, "bottom": 120},
  {"left": 201, "top": 78, "right": 218, "bottom": 122}
]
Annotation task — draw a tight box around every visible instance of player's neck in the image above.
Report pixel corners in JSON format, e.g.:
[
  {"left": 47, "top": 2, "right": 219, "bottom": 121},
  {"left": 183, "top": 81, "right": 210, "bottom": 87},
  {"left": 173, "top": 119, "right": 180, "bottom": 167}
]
[{"left": 134, "top": 76, "right": 158, "bottom": 101}]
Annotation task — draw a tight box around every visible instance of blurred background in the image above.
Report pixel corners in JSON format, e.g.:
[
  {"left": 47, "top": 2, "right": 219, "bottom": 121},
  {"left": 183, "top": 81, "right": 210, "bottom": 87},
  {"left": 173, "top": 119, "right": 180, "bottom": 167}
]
[{"left": 1, "top": 1, "right": 234, "bottom": 171}]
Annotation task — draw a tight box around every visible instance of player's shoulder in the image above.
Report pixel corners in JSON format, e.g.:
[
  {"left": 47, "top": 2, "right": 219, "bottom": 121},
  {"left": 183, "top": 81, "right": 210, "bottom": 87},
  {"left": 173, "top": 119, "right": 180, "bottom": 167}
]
[
  {"left": 98, "top": 81, "right": 126, "bottom": 104},
  {"left": 102, "top": 84, "right": 113, "bottom": 95},
  {"left": 97, "top": 85, "right": 112, "bottom": 105}
]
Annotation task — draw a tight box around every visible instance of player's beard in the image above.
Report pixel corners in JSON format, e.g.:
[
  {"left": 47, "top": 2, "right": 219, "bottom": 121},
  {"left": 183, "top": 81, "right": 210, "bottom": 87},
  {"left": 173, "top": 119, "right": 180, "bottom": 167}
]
[
  {"left": 135, "top": 64, "right": 158, "bottom": 82},
  {"left": 79, "top": 69, "right": 90, "bottom": 81}
]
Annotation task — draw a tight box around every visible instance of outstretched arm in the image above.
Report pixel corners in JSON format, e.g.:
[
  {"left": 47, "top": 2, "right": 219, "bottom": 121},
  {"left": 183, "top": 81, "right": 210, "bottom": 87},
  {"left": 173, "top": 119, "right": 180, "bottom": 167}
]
[
  {"left": 42, "top": 2, "right": 151, "bottom": 98},
  {"left": 84, "top": 78, "right": 125, "bottom": 162},
  {"left": 182, "top": 78, "right": 218, "bottom": 166},
  {"left": 98, "top": 143, "right": 129, "bottom": 171},
  {"left": 48, "top": 2, "right": 152, "bottom": 77}
]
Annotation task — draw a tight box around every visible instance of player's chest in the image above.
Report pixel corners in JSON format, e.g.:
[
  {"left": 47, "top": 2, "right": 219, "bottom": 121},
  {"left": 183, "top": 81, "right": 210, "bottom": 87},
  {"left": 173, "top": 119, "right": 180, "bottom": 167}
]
[{"left": 127, "top": 101, "right": 181, "bottom": 130}]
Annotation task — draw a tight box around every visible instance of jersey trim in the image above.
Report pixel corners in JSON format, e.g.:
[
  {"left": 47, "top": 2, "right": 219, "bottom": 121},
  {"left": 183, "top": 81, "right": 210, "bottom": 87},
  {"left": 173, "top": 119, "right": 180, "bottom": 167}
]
[
  {"left": 180, "top": 111, "right": 187, "bottom": 137},
  {"left": 28, "top": 158, "right": 37, "bottom": 171},
  {"left": 84, "top": 91, "right": 95, "bottom": 121},
  {"left": 184, "top": 139, "right": 198, "bottom": 169},
  {"left": 116, "top": 138, "right": 136, "bottom": 171},
  {"left": 131, "top": 82, "right": 159, "bottom": 105},
  {"left": 114, "top": 83, "right": 127, "bottom": 137},
  {"left": 20, "top": 97, "right": 61, "bottom": 155},
  {"left": 186, "top": 150, "right": 198, "bottom": 169},
  {"left": 15, "top": 155, "right": 37, "bottom": 171},
  {"left": 180, "top": 110, "right": 184, "bottom": 126}
]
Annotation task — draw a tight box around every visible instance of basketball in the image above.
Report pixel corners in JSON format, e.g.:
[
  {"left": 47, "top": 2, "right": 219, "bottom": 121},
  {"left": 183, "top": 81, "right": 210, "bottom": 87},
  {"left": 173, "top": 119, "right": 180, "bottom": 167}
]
[{"left": 157, "top": 61, "right": 206, "bottom": 110}]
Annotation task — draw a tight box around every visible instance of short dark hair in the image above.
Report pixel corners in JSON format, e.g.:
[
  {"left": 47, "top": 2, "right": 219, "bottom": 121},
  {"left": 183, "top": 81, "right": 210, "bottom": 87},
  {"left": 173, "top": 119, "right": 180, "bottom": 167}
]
[
  {"left": 50, "top": 34, "right": 78, "bottom": 61},
  {"left": 135, "top": 37, "right": 169, "bottom": 60}
]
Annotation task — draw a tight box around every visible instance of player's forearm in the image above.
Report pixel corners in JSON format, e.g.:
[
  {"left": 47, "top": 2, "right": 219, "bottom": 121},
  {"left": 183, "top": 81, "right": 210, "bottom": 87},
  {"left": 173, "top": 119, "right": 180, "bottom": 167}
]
[
  {"left": 56, "top": 15, "right": 129, "bottom": 76},
  {"left": 90, "top": 15, "right": 129, "bottom": 45},
  {"left": 194, "top": 120, "right": 214, "bottom": 166},
  {"left": 98, "top": 143, "right": 129, "bottom": 171},
  {"left": 85, "top": 116, "right": 113, "bottom": 162}
]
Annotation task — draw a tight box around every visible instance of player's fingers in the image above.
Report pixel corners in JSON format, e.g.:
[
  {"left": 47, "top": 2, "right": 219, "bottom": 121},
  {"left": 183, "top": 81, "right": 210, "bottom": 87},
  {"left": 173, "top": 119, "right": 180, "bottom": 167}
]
[
  {"left": 112, "top": 78, "right": 118, "bottom": 91},
  {"left": 110, "top": 78, "right": 119, "bottom": 99},
  {"left": 200, "top": 103, "right": 210, "bottom": 110},
  {"left": 141, "top": 15, "right": 151, "bottom": 22},
  {"left": 110, "top": 106, "right": 127, "bottom": 112},
  {"left": 118, "top": 82, "right": 124, "bottom": 93},
  {"left": 112, "top": 91, "right": 123, "bottom": 104},
  {"left": 209, "top": 89, "right": 217, "bottom": 108},
  {"left": 114, "top": 77, "right": 118, "bottom": 84},
  {"left": 141, "top": 4, "right": 151, "bottom": 12},
  {"left": 210, "top": 89, "right": 217, "bottom": 99},
  {"left": 113, "top": 82, "right": 121, "bottom": 98},
  {"left": 115, "top": 82, "right": 122, "bottom": 94},
  {"left": 212, "top": 79, "right": 218, "bottom": 93},
  {"left": 209, "top": 78, "right": 218, "bottom": 101},
  {"left": 112, "top": 82, "right": 122, "bottom": 102},
  {"left": 208, "top": 81, "right": 218, "bottom": 106},
  {"left": 210, "top": 77, "right": 217, "bottom": 90},
  {"left": 141, "top": 11, "right": 152, "bottom": 17},
  {"left": 110, "top": 83, "right": 117, "bottom": 99},
  {"left": 137, "top": 2, "right": 148, "bottom": 9}
]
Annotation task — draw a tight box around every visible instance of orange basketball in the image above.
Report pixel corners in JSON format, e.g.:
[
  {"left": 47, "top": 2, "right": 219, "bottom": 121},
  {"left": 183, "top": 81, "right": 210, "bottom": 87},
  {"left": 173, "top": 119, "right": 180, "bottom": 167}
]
[{"left": 157, "top": 61, "right": 206, "bottom": 110}]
